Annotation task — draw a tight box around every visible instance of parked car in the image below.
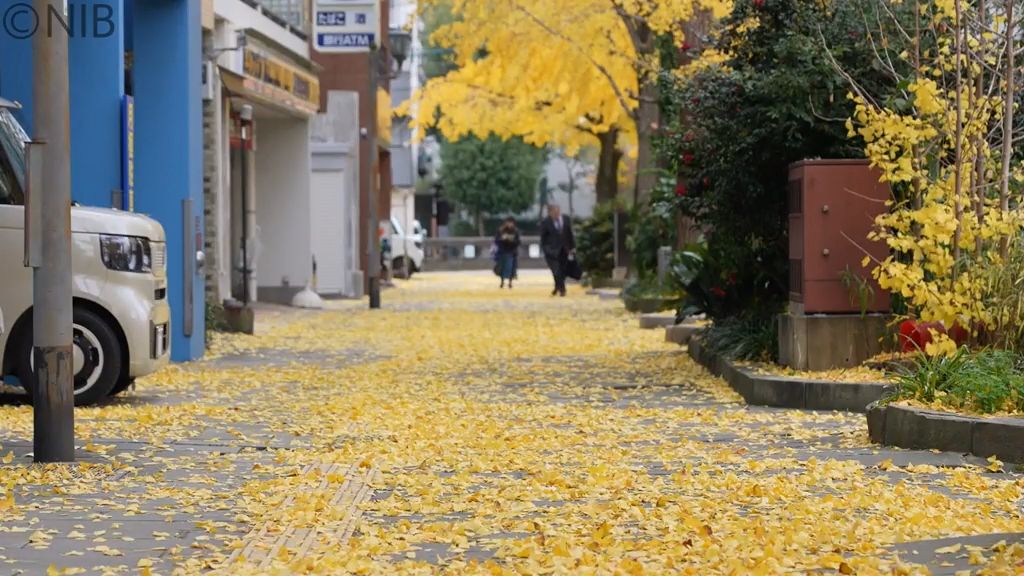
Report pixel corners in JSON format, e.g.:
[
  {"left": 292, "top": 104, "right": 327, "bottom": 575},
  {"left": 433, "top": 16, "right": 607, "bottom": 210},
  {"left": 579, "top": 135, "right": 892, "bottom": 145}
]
[
  {"left": 0, "top": 97, "right": 170, "bottom": 406},
  {"left": 390, "top": 216, "right": 424, "bottom": 278}
]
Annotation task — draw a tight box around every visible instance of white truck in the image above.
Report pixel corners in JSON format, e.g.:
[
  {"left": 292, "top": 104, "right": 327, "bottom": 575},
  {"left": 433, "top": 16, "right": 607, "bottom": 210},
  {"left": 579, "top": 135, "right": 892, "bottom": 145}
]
[
  {"left": 0, "top": 97, "right": 170, "bottom": 406},
  {"left": 389, "top": 189, "right": 424, "bottom": 278}
]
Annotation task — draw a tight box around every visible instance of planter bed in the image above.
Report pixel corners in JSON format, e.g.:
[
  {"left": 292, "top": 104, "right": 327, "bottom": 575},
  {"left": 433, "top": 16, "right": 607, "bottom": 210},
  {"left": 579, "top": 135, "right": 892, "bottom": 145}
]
[
  {"left": 622, "top": 296, "right": 674, "bottom": 314},
  {"left": 867, "top": 402, "right": 1024, "bottom": 463},
  {"left": 688, "top": 338, "right": 891, "bottom": 413},
  {"left": 589, "top": 277, "right": 626, "bottom": 289}
]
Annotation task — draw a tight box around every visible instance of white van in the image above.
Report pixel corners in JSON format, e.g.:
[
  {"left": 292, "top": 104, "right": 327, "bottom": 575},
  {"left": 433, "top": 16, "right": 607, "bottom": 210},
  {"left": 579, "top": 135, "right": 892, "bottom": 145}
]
[
  {"left": 0, "top": 97, "right": 170, "bottom": 406},
  {"left": 390, "top": 216, "right": 424, "bottom": 278}
]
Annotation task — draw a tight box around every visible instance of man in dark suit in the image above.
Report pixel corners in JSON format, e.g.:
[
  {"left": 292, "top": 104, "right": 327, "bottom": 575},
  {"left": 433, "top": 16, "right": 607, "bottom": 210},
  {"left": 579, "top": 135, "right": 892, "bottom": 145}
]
[{"left": 540, "top": 204, "right": 575, "bottom": 297}]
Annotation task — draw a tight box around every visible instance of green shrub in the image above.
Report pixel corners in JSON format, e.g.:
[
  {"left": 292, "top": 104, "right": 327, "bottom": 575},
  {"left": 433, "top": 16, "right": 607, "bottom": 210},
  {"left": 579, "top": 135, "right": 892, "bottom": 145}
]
[
  {"left": 205, "top": 300, "right": 228, "bottom": 346},
  {"left": 575, "top": 200, "right": 620, "bottom": 281},
  {"left": 627, "top": 177, "right": 678, "bottom": 280},
  {"left": 701, "top": 313, "right": 779, "bottom": 363},
  {"left": 891, "top": 349, "right": 1024, "bottom": 414}
]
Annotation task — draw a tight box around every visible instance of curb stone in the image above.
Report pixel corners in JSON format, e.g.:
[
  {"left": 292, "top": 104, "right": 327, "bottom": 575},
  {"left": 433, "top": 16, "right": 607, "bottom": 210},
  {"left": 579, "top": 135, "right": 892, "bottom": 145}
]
[
  {"left": 586, "top": 288, "right": 621, "bottom": 300},
  {"left": 688, "top": 338, "right": 891, "bottom": 413},
  {"left": 665, "top": 324, "right": 701, "bottom": 345},
  {"left": 867, "top": 402, "right": 1024, "bottom": 463},
  {"left": 639, "top": 313, "right": 676, "bottom": 330}
]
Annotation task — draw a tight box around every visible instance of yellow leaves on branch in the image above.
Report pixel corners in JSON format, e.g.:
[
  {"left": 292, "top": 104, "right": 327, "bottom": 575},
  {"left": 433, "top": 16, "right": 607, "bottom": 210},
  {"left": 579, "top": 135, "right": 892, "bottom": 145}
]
[
  {"left": 402, "top": 0, "right": 731, "bottom": 153},
  {"left": 845, "top": 0, "right": 1024, "bottom": 354}
]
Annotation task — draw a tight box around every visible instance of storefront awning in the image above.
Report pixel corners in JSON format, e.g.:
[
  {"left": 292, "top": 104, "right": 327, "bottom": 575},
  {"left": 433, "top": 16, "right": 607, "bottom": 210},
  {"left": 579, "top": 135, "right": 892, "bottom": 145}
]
[{"left": 220, "top": 64, "right": 319, "bottom": 119}]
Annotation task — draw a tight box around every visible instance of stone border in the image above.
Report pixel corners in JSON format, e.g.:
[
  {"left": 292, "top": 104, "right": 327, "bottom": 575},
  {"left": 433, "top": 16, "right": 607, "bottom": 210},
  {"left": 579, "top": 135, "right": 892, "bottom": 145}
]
[
  {"left": 688, "top": 338, "right": 891, "bottom": 413},
  {"left": 639, "top": 313, "right": 676, "bottom": 329},
  {"left": 586, "top": 288, "right": 621, "bottom": 301},
  {"left": 867, "top": 402, "right": 1024, "bottom": 463},
  {"left": 665, "top": 323, "right": 701, "bottom": 345}
]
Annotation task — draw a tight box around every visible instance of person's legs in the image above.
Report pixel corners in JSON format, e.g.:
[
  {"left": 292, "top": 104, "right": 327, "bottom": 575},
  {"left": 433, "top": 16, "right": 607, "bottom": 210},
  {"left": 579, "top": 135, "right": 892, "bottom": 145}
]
[
  {"left": 501, "top": 254, "right": 514, "bottom": 286},
  {"left": 555, "top": 252, "right": 568, "bottom": 295},
  {"left": 546, "top": 256, "right": 561, "bottom": 295}
]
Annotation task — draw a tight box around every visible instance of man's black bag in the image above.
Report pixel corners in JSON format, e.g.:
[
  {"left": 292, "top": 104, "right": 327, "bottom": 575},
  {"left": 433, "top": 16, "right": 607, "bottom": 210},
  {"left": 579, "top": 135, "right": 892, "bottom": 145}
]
[{"left": 564, "top": 256, "right": 582, "bottom": 281}]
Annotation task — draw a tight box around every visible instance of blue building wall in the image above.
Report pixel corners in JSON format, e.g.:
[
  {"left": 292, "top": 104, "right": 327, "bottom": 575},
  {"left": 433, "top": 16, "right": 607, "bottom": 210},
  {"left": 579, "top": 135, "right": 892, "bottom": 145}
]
[
  {"left": 132, "top": 0, "right": 205, "bottom": 362},
  {"left": 0, "top": 0, "right": 204, "bottom": 362}
]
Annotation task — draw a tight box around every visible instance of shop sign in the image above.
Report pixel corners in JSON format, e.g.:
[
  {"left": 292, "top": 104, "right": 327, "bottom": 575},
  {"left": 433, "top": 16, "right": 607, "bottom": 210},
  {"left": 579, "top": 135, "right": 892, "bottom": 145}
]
[
  {"left": 242, "top": 47, "right": 320, "bottom": 113},
  {"left": 121, "top": 95, "right": 134, "bottom": 212},
  {"left": 230, "top": 113, "right": 255, "bottom": 151},
  {"left": 313, "top": 0, "right": 378, "bottom": 54}
]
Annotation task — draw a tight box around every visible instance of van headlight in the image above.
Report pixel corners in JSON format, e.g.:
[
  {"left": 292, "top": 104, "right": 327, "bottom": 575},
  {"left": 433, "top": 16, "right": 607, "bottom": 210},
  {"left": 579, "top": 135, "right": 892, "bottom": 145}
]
[{"left": 99, "top": 235, "right": 152, "bottom": 273}]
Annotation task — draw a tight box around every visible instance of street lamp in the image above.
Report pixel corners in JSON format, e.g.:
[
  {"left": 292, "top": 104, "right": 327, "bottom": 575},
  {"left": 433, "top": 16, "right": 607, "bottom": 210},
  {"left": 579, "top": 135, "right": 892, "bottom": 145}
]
[
  {"left": 366, "top": 30, "right": 414, "bottom": 309},
  {"left": 389, "top": 30, "right": 412, "bottom": 73}
]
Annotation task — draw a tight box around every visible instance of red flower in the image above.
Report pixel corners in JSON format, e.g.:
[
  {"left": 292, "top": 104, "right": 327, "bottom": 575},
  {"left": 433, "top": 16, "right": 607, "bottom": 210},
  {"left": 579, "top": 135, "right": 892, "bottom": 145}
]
[
  {"left": 913, "top": 322, "right": 945, "bottom": 349},
  {"left": 682, "top": 152, "right": 695, "bottom": 165},
  {"left": 675, "top": 183, "right": 688, "bottom": 197},
  {"left": 900, "top": 320, "right": 947, "bottom": 352},
  {"left": 690, "top": 97, "right": 701, "bottom": 106},
  {"left": 703, "top": 177, "right": 711, "bottom": 187},
  {"left": 948, "top": 323, "right": 969, "bottom": 346},
  {"left": 681, "top": 42, "right": 692, "bottom": 52},
  {"left": 710, "top": 286, "right": 726, "bottom": 298},
  {"left": 752, "top": 0, "right": 765, "bottom": 7},
  {"left": 898, "top": 320, "right": 917, "bottom": 353}
]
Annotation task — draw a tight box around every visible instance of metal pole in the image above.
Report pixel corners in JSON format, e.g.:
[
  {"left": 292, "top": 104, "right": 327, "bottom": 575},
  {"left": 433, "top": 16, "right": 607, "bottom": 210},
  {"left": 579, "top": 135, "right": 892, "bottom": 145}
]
[
  {"left": 367, "top": 47, "right": 381, "bottom": 309},
  {"left": 32, "top": 0, "right": 75, "bottom": 462},
  {"left": 239, "top": 105, "right": 252, "bottom": 304}
]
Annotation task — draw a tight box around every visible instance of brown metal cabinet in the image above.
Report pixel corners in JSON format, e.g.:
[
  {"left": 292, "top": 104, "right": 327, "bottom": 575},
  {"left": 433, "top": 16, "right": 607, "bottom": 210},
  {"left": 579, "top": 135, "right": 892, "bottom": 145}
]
[{"left": 788, "top": 160, "right": 890, "bottom": 314}]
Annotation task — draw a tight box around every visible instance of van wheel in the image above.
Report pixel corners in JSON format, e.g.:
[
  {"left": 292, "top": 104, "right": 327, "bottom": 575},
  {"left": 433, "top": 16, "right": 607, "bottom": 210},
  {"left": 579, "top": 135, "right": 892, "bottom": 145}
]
[
  {"left": 109, "top": 376, "right": 134, "bottom": 397},
  {"left": 393, "top": 257, "right": 415, "bottom": 279},
  {"left": 16, "top": 307, "right": 122, "bottom": 407}
]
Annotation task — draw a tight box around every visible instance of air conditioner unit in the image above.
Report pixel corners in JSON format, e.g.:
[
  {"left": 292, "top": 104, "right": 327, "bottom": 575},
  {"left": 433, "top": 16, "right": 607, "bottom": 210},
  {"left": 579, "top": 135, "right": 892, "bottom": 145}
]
[{"left": 202, "top": 62, "right": 214, "bottom": 102}]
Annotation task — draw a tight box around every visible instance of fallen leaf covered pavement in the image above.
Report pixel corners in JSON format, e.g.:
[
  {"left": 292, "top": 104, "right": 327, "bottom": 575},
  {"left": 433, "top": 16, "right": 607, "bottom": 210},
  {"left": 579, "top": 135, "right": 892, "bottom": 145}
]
[{"left": 1, "top": 271, "right": 1022, "bottom": 575}]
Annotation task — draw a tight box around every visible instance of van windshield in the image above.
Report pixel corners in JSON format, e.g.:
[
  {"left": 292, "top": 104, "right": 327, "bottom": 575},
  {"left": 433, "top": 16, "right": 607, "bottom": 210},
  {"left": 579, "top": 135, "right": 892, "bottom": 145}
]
[{"left": 0, "top": 108, "right": 27, "bottom": 204}]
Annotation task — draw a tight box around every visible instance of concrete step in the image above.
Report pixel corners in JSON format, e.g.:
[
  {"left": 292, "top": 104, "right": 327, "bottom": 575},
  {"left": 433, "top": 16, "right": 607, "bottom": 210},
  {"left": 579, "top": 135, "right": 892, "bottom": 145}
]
[
  {"left": 639, "top": 313, "right": 676, "bottom": 329},
  {"left": 666, "top": 323, "right": 702, "bottom": 345},
  {"left": 587, "top": 288, "right": 621, "bottom": 300}
]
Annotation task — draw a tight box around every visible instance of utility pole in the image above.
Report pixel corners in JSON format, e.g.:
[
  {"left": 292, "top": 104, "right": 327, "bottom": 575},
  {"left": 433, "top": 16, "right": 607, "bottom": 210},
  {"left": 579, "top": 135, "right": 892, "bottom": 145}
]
[
  {"left": 29, "top": 0, "right": 75, "bottom": 462},
  {"left": 367, "top": 46, "right": 381, "bottom": 309},
  {"left": 239, "top": 104, "right": 253, "bottom": 304}
]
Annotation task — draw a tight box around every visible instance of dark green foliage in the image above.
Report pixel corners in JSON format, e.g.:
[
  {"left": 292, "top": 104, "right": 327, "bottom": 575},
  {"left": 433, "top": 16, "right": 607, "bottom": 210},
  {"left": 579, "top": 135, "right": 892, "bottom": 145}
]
[
  {"left": 440, "top": 135, "right": 547, "bottom": 232},
  {"left": 421, "top": 0, "right": 457, "bottom": 80},
  {"left": 627, "top": 176, "right": 679, "bottom": 279},
  {"left": 701, "top": 313, "right": 779, "bottom": 363},
  {"left": 654, "top": 0, "right": 900, "bottom": 326},
  {"left": 892, "top": 350, "right": 1024, "bottom": 414},
  {"left": 576, "top": 201, "right": 619, "bottom": 281},
  {"left": 204, "top": 300, "right": 228, "bottom": 346}
]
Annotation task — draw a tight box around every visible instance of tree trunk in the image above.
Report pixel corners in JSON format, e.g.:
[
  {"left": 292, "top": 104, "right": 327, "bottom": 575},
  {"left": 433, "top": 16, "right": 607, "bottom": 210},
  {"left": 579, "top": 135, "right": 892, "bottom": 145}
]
[
  {"left": 476, "top": 210, "right": 484, "bottom": 236},
  {"left": 620, "top": 14, "right": 659, "bottom": 204},
  {"left": 596, "top": 127, "right": 621, "bottom": 204},
  {"left": 633, "top": 81, "right": 660, "bottom": 204}
]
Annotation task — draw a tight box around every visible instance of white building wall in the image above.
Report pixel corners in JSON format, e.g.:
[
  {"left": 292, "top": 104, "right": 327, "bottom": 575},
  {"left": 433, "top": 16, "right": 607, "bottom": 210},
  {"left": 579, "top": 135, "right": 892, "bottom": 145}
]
[
  {"left": 255, "top": 119, "right": 314, "bottom": 291},
  {"left": 311, "top": 91, "right": 363, "bottom": 298},
  {"left": 214, "top": 0, "right": 311, "bottom": 59}
]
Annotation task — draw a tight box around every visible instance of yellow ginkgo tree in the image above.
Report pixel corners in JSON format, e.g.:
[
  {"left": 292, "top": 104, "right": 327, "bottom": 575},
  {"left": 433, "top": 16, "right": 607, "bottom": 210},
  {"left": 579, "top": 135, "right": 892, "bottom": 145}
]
[
  {"left": 402, "top": 0, "right": 730, "bottom": 204},
  {"left": 842, "top": 0, "right": 1024, "bottom": 354}
]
